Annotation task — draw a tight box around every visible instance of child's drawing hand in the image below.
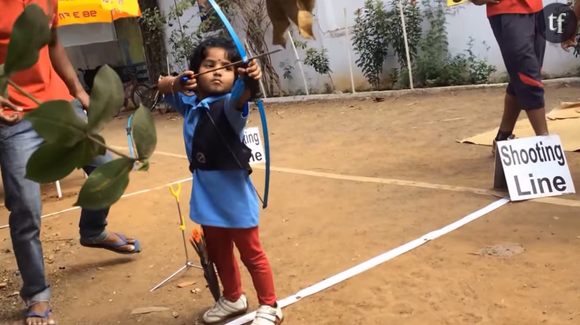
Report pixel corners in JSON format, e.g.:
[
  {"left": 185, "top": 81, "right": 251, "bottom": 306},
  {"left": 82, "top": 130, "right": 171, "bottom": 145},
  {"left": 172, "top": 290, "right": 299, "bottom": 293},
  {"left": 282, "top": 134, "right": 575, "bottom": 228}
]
[
  {"left": 175, "top": 71, "right": 197, "bottom": 95},
  {"left": 237, "top": 59, "right": 262, "bottom": 80}
]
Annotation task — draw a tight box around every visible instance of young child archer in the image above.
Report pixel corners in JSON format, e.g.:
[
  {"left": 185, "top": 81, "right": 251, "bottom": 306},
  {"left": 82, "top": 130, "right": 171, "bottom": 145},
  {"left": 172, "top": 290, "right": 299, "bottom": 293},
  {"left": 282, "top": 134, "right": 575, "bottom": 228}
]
[{"left": 157, "top": 37, "right": 283, "bottom": 325}]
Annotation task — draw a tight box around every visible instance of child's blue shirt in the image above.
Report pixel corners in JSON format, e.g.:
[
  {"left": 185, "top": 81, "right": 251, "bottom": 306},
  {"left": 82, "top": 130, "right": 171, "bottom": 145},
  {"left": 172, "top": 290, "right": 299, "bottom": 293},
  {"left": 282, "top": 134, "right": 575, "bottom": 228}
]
[{"left": 163, "top": 89, "right": 259, "bottom": 229}]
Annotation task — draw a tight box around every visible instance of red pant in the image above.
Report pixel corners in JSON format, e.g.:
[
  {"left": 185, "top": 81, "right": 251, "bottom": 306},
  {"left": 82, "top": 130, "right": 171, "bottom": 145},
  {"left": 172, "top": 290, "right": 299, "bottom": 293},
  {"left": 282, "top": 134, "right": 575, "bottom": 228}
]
[{"left": 203, "top": 226, "right": 277, "bottom": 306}]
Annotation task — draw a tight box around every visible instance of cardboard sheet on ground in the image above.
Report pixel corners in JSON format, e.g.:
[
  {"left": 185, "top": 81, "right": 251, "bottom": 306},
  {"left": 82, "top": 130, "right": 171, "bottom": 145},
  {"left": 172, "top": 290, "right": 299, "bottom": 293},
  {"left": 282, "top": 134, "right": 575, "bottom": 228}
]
[{"left": 459, "top": 101, "right": 580, "bottom": 152}]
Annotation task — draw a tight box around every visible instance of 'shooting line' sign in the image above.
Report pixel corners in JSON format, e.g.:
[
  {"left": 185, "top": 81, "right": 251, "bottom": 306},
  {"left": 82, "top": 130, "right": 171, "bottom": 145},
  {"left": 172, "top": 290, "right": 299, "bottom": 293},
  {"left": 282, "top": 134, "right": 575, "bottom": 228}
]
[
  {"left": 497, "top": 135, "right": 575, "bottom": 201},
  {"left": 243, "top": 127, "right": 266, "bottom": 165}
]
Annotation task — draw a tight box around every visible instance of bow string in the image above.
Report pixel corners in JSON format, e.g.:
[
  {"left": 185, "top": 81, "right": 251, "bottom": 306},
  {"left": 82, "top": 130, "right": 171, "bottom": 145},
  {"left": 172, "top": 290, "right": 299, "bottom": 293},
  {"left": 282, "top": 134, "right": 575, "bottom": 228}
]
[{"left": 204, "top": 0, "right": 272, "bottom": 209}]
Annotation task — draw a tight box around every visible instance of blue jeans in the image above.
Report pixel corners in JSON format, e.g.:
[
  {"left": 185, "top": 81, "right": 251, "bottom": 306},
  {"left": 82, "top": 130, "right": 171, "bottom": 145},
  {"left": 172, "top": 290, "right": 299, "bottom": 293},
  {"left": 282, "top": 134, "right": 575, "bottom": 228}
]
[{"left": 0, "top": 99, "right": 113, "bottom": 305}]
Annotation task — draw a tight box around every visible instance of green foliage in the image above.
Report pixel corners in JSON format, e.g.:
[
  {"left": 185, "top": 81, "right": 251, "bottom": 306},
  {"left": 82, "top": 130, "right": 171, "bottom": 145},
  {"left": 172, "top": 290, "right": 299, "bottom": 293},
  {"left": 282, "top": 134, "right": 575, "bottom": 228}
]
[
  {"left": 140, "top": 1, "right": 201, "bottom": 71},
  {"left": 386, "top": 0, "right": 422, "bottom": 69},
  {"left": 411, "top": 0, "right": 449, "bottom": 87},
  {"left": 0, "top": 4, "right": 157, "bottom": 210},
  {"left": 288, "top": 29, "right": 308, "bottom": 50},
  {"left": 0, "top": 65, "right": 7, "bottom": 97},
  {"left": 352, "top": 0, "right": 390, "bottom": 89},
  {"left": 279, "top": 60, "right": 294, "bottom": 80},
  {"left": 74, "top": 157, "right": 136, "bottom": 209},
  {"left": 139, "top": 7, "right": 166, "bottom": 33},
  {"left": 304, "top": 48, "right": 332, "bottom": 89},
  {"left": 87, "top": 66, "right": 125, "bottom": 133},
  {"left": 24, "top": 100, "right": 87, "bottom": 146},
  {"left": 26, "top": 141, "right": 92, "bottom": 184},
  {"left": 464, "top": 37, "right": 497, "bottom": 84},
  {"left": 140, "top": 0, "right": 234, "bottom": 71},
  {"left": 132, "top": 104, "right": 158, "bottom": 169},
  {"left": 304, "top": 47, "right": 335, "bottom": 92},
  {"left": 304, "top": 48, "right": 332, "bottom": 75},
  {"left": 4, "top": 4, "right": 52, "bottom": 76},
  {"left": 396, "top": 0, "right": 496, "bottom": 88}
]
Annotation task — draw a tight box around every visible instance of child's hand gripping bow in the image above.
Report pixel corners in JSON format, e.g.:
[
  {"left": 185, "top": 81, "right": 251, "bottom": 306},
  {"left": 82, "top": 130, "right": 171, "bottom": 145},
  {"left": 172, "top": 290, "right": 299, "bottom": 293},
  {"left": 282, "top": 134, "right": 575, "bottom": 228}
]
[{"left": 237, "top": 58, "right": 263, "bottom": 101}]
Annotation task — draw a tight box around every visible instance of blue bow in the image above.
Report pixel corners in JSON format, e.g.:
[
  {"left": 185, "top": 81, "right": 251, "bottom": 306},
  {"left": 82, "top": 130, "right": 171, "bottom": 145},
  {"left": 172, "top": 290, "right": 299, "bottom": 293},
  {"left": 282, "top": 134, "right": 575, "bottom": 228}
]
[{"left": 205, "top": 0, "right": 271, "bottom": 209}]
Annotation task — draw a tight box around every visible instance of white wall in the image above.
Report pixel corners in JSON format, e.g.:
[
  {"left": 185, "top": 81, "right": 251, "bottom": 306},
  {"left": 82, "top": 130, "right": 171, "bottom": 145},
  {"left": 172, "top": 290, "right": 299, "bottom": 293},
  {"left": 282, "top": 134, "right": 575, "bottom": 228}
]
[{"left": 157, "top": 0, "right": 580, "bottom": 94}]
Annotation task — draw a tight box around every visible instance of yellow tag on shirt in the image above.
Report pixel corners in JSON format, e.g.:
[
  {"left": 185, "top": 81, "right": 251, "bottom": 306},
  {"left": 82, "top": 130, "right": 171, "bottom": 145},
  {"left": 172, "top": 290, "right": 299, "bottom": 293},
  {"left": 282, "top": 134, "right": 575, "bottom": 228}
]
[{"left": 447, "top": 0, "right": 468, "bottom": 6}]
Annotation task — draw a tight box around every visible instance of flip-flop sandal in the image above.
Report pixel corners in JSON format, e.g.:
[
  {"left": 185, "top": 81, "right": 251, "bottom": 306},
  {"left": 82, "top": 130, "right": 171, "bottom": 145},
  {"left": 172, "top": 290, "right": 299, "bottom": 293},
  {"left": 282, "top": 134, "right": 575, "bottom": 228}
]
[
  {"left": 80, "top": 233, "right": 141, "bottom": 255},
  {"left": 25, "top": 306, "right": 56, "bottom": 325}
]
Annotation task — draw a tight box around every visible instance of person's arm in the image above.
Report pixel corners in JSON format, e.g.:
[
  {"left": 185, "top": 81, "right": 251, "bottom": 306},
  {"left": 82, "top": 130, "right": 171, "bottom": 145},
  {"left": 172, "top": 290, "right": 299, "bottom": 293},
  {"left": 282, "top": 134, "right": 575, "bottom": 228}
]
[
  {"left": 562, "top": 1, "right": 580, "bottom": 51},
  {"left": 157, "top": 73, "right": 196, "bottom": 116},
  {"left": 48, "top": 0, "right": 89, "bottom": 107},
  {"left": 230, "top": 59, "right": 262, "bottom": 111},
  {"left": 574, "top": 0, "right": 580, "bottom": 23},
  {"left": 224, "top": 59, "right": 263, "bottom": 133}
]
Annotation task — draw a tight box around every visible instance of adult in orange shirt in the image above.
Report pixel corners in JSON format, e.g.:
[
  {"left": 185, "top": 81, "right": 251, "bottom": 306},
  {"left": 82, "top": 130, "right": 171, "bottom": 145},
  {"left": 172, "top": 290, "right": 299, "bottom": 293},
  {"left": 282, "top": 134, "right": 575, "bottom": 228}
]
[
  {"left": 0, "top": 1, "right": 141, "bottom": 324},
  {"left": 472, "top": 0, "right": 548, "bottom": 154}
]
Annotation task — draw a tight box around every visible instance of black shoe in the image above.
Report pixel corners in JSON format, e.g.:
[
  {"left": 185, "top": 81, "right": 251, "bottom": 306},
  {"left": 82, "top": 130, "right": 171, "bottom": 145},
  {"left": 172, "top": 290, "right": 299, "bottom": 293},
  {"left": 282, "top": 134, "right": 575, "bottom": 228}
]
[{"left": 492, "top": 134, "right": 516, "bottom": 156}]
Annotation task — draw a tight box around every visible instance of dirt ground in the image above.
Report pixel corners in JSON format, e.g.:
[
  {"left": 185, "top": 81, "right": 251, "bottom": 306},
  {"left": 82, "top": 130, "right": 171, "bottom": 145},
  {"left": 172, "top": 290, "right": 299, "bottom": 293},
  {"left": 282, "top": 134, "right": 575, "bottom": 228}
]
[{"left": 1, "top": 85, "right": 580, "bottom": 325}]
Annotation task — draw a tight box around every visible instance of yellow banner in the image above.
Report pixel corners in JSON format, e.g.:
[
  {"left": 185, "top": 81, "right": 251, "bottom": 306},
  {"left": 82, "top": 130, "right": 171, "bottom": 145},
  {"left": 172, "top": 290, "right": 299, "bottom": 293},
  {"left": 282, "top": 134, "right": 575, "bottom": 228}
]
[
  {"left": 57, "top": 0, "right": 140, "bottom": 26},
  {"left": 447, "top": 0, "right": 468, "bottom": 6}
]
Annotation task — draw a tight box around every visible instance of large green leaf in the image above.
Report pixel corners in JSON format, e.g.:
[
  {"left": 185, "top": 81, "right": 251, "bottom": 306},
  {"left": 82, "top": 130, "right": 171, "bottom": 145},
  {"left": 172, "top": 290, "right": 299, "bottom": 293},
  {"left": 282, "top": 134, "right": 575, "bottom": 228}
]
[
  {"left": 4, "top": 4, "right": 52, "bottom": 76},
  {"left": 25, "top": 140, "right": 88, "bottom": 184},
  {"left": 132, "top": 105, "right": 157, "bottom": 159},
  {"left": 87, "top": 65, "right": 124, "bottom": 134},
  {"left": 0, "top": 65, "right": 7, "bottom": 98},
  {"left": 74, "top": 157, "right": 134, "bottom": 210},
  {"left": 83, "top": 134, "right": 107, "bottom": 166},
  {"left": 24, "top": 100, "right": 88, "bottom": 146}
]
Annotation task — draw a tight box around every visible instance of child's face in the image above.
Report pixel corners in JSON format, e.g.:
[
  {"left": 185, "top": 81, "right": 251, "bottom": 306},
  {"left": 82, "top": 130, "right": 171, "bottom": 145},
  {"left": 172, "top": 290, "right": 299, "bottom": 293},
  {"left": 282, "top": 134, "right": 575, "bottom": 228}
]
[{"left": 197, "top": 47, "right": 236, "bottom": 95}]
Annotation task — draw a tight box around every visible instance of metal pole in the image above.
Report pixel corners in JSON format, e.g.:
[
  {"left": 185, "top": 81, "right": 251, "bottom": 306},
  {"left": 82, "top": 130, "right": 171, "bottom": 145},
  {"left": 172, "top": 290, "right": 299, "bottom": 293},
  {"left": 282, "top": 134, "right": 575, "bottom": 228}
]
[
  {"left": 344, "top": 8, "right": 356, "bottom": 93},
  {"left": 287, "top": 30, "right": 309, "bottom": 95},
  {"left": 397, "top": 0, "right": 414, "bottom": 89}
]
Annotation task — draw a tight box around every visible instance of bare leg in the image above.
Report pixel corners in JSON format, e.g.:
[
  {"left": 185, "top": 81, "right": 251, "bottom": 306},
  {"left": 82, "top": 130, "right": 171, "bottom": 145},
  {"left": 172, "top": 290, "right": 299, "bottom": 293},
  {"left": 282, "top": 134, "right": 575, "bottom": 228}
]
[
  {"left": 498, "top": 93, "right": 522, "bottom": 133},
  {"left": 525, "top": 108, "right": 549, "bottom": 135}
]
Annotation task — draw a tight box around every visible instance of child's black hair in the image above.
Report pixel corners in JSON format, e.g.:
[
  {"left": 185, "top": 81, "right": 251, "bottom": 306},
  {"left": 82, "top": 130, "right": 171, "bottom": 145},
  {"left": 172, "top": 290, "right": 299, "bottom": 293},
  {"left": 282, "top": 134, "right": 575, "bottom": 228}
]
[{"left": 188, "top": 36, "right": 242, "bottom": 74}]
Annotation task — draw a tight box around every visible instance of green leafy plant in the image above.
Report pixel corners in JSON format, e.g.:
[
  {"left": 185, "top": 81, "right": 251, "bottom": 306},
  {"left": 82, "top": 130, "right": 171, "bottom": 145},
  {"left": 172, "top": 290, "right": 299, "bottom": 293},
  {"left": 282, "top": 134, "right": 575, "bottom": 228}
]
[
  {"left": 395, "top": 0, "right": 496, "bottom": 88},
  {"left": 386, "top": 0, "right": 422, "bottom": 69},
  {"left": 411, "top": 0, "right": 449, "bottom": 87},
  {"left": 0, "top": 4, "right": 157, "bottom": 209},
  {"left": 352, "top": 0, "right": 390, "bottom": 89},
  {"left": 303, "top": 47, "right": 335, "bottom": 91},
  {"left": 288, "top": 29, "right": 308, "bottom": 50},
  {"left": 465, "top": 37, "right": 496, "bottom": 84},
  {"left": 140, "top": 0, "right": 228, "bottom": 72},
  {"left": 279, "top": 60, "right": 294, "bottom": 80}
]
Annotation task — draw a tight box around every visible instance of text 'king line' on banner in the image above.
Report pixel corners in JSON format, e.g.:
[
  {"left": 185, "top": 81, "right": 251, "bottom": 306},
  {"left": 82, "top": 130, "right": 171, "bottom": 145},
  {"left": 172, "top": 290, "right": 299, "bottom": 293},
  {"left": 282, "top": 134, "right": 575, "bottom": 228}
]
[
  {"left": 243, "top": 127, "right": 266, "bottom": 165},
  {"left": 497, "top": 134, "right": 575, "bottom": 201}
]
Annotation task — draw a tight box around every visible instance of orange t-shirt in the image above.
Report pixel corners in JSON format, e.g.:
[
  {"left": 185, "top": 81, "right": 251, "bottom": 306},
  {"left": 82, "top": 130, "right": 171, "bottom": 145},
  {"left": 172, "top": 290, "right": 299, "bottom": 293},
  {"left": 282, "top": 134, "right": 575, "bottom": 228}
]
[
  {"left": 0, "top": 0, "right": 73, "bottom": 111},
  {"left": 487, "top": 0, "right": 544, "bottom": 17}
]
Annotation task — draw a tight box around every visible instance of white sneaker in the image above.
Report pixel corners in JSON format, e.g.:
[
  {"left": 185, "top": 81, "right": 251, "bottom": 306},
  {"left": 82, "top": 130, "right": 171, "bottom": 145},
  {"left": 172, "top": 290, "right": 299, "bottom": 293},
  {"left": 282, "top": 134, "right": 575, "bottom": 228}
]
[
  {"left": 202, "top": 295, "right": 248, "bottom": 324},
  {"left": 251, "top": 304, "right": 284, "bottom": 325}
]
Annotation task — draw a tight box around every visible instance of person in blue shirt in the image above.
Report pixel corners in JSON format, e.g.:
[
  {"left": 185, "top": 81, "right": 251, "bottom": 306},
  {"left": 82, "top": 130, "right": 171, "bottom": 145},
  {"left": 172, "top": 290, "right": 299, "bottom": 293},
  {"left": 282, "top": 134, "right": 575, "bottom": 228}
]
[{"left": 157, "top": 37, "right": 283, "bottom": 325}]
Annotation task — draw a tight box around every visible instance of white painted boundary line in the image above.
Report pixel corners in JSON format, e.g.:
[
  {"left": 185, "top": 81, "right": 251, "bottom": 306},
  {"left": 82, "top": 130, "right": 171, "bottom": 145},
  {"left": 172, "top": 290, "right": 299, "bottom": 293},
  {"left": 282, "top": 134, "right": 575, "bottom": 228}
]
[
  {"left": 0, "top": 177, "right": 193, "bottom": 230},
  {"left": 112, "top": 146, "right": 580, "bottom": 208},
  {"left": 224, "top": 198, "right": 510, "bottom": 325}
]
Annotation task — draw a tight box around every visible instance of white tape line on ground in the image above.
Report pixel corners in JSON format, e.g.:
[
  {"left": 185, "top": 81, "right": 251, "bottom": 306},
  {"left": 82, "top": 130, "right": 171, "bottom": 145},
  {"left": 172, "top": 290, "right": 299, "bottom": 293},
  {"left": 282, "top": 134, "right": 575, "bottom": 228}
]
[
  {"left": 113, "top": 146, "right": 580, "bottom": 208},
  {"left": 0, "top": 177, "right": 194, "bottom": 230},
  {"left": 224, "top": 198, "right": 510, "bottom": 325}
]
